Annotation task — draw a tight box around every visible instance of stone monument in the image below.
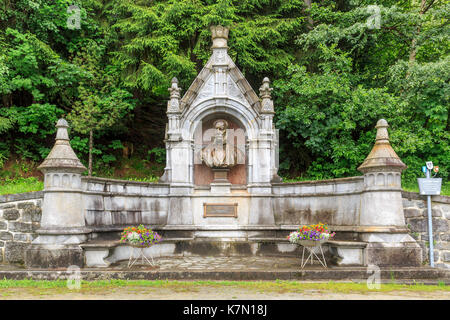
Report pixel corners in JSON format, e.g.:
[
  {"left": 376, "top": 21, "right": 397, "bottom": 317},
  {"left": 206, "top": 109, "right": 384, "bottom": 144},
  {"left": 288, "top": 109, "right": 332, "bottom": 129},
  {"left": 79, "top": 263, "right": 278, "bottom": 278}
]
[
  {"left": 161, "top": 25, "right": 280, "bottom": 228},
  {"left": 24, "top": 26, "right": 422, "bottom": 268},
  {"left": 26, "top": 119, "right": 88, "bottom": 267}
]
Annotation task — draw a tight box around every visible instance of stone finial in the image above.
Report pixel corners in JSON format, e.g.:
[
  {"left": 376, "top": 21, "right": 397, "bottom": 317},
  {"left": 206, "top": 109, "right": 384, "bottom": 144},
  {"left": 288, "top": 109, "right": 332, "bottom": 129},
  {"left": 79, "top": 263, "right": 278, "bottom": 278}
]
[
  {"left": 167, "top": 77, "right": 181, "bottom": 113},
  {"left": 357, "top": 119, "right": 406, "bottom": 173},
  {"left": 374, "top": 119, "right": 389, "bottom": 143},
  {"left": 37, "top": 119, "right": 87, "bottom": 172},
  {"left": 259, "top": 77, "right": 274, "bottom": 113},
  {"left": 211, "top": 25, "right": 229, "bottom": 49},
  {"left": 259, "top": 77, "right": 272, "bottom": 98}
]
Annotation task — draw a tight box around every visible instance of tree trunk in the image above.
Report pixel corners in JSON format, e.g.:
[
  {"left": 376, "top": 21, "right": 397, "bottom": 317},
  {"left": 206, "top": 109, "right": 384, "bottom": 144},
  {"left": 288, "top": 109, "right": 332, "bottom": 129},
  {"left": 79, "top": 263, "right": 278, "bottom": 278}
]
[
  {"left": 304, "top": 0, "right": 314, "bottom": 30},
  {"left": 88, "top": 129, "right": 93, "bottom": 176},
  {"left": 409, "top": 0, "right": 432, "bottom": 64}
]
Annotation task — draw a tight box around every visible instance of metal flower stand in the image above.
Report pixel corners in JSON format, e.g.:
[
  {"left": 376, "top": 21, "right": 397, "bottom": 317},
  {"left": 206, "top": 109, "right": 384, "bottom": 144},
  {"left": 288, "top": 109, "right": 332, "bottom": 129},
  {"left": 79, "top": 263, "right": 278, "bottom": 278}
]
[
  {"left": 299, "top": 240, "right": 327, "bottom": 268},
  {"left": 127, "top": 245, "right": 155, "bottom": 268}
]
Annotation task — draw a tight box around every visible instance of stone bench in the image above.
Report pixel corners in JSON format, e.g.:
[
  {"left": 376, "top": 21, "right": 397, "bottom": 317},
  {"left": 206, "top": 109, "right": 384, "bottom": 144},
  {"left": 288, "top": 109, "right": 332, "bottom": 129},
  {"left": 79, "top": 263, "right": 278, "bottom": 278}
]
[
  {"left": 327, "top": 240, "right": 367, "bottom": 266},
  {"left": 81, "top": 238, "right": 194, "bottom": 267},
  {"left": 81, "top": 240, "right": 120, "bottom": 267}
]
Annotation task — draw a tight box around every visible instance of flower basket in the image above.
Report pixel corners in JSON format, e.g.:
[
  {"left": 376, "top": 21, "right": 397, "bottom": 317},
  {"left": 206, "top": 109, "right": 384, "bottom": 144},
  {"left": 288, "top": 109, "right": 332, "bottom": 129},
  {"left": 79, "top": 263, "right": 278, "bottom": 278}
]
[
  {"left": 120, "top": 224, "right": 162, "bottom": 247},
  {"left": 287, "top": 223, "right": 335, "bottom": 246},
  {"left": 129, "top": 243, "right": 153, "bottom": 248},
  {"left": 297, "top": 239, "right": 327, "bottom": 247},
  {"left": 288, "top": 223, "right": 334, "bottom": 269}
]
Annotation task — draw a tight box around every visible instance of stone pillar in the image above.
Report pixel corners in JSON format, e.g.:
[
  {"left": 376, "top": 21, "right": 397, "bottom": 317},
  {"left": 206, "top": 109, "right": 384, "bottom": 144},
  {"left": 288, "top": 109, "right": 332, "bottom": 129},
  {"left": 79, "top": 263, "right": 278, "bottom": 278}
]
[
  {"left": 163, "top": 78, "right": 194, "bottom": 225},
  {"left": 259, "top": 77, "right": 281, "bottom": 183},
  {"left": 358, "top": 119, "right": 422, "bottom": 266},
  {"left": 160, "top": 77, "right": 182, "bottom": 183},
  {"left": 25, "top": 119, "right": 89, "bottom": 268},
  {"left": 247, "top": 78, "right": 278, "bottom": 225}
]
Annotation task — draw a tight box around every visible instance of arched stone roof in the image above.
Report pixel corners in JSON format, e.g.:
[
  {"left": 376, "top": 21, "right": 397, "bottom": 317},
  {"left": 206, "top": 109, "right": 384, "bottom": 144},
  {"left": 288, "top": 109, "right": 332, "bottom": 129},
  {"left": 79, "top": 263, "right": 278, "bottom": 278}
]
[{"left": 179, "top": 26, "right": 262, "bottom": 117}]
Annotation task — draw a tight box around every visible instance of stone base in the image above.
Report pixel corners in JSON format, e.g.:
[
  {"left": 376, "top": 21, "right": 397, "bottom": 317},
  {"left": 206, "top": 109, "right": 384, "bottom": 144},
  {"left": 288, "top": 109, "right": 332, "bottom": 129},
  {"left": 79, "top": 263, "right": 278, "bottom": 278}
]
[
  {"left": 25, "top": 244, "right": 84, "bottom": 268},
  {"left": 5, "top": 242, "right": 30, "bottom": 264},
  {"left": 212, "top": 168, "right": 230, "bottom": 183},
  {"left": 365, "top": 242, "right": 423, "bottom": 267},
  {"left": 361, "top": 233, "right": 423, "bottom": 267},
  {"left": 210, "top": 182, "right": 231, "bottom": 193},
  {"left": 210, "top": 168, "right": 231, "bottom": 193}
]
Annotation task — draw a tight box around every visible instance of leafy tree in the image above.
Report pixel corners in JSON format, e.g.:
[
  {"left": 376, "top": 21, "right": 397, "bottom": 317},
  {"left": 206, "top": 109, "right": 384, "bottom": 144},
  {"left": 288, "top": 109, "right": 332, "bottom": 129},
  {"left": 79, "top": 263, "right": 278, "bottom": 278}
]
[
  {"left": 67, "top": 42, "right": 134, "bottom": 175},
  {"left": 274, "top": 45, "right": 402, "bottom": 178},
  {"left": 0, "top": 0, "right": 448, "bottom": 186}
]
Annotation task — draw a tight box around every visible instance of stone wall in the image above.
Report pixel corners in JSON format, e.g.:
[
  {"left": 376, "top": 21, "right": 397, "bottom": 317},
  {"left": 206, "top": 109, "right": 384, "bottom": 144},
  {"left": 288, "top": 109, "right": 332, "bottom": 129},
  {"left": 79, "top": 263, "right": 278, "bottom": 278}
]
[
  {"left": 402, "top": 191, "right": 450, "bottom": 269},
  {"left": 272, "top": 177, "right": 364, "bottom": 227},
  {"left": 83, "top": 177, "right": 170, "bottom": 230},
  {"left": 1, "top": 188, "right": 449, "bottom": 268},
  {"left": 0, "top": 192, "right": 43, "bottom": 264}
]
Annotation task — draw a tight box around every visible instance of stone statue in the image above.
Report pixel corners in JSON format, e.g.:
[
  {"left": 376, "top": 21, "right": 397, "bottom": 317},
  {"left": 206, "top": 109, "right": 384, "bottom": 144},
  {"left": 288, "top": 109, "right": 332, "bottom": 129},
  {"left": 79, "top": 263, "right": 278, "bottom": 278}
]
[{"left": 201, "top": 119, "right": 239, "bottom": 168}]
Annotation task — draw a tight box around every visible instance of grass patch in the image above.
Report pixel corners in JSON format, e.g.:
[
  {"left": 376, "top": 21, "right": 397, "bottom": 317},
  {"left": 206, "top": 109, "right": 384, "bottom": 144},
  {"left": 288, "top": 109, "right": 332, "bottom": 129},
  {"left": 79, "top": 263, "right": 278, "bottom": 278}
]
[
  {"left": 0, "top": 177, "right": 43, "bottom": 195},
  {"left": 0, "top": 279, "right": 448, "bottom": 295}
]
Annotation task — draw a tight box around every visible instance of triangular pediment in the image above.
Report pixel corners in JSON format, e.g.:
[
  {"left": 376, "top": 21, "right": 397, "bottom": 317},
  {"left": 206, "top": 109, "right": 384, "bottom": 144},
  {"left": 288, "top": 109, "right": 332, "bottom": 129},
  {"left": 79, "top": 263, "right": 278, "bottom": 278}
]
[{"left": 180, "top": 49, "right": 261, "bottom": 113}]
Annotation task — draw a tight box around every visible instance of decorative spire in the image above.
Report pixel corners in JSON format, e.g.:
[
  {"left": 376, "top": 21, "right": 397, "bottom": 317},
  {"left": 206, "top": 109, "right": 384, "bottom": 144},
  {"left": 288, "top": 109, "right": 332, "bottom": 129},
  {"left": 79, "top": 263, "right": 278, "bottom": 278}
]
[
  {"left": 259, "top": 77, "right": 274, "bottom": 113},
  {"left": 167, "top": 77, "right": 181, "bottom": 113},
  {"left": 210, "top": 25, "right": 229, "bottom": 49},
  {"left": 358, "top": 119, "right": 407, "bottom": 173},
  {"left": 37, "top": 119, "right": 86, "bottom": 172}
]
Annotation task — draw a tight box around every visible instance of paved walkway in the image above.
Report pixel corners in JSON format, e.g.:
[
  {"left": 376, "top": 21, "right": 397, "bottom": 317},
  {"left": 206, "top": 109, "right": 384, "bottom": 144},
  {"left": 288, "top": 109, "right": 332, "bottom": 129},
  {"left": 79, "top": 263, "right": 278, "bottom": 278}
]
[{"left": 117, "top": 255, "right": 304, "bottom": 271}]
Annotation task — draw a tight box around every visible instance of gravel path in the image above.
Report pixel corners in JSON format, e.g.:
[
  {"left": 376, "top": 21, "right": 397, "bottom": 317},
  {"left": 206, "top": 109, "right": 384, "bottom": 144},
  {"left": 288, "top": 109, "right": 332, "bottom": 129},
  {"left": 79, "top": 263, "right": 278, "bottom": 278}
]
[{"left": 1, "top": 286, "right": 449, "bottom": 300}]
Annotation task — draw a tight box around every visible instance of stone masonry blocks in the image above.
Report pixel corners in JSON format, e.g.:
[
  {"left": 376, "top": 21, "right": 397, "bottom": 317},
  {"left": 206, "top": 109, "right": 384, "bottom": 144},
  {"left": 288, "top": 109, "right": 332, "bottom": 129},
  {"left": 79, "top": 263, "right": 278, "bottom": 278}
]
[
  {"left": 403, "top": 193, "right": 450, "bottom": 268},
  {"left": 3, "top": 209, "right": 20, "bottom": 220},
  {"left": 0, "top": 196, "right": 42, "bottom": 265}
]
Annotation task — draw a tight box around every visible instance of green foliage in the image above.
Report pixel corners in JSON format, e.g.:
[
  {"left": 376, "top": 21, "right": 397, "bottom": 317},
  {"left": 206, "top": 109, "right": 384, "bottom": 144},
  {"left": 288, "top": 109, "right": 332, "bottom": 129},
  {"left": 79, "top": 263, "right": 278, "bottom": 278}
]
[
  {"left": 67, "top": 41, "right": 135, "bottom": 135},
  {"left": 274, "top": 45, "right": 401, "bottom": 178},
  {"left": 273, "top": 0, "right": 449, "bottom": 183},
  {"left": 147, "top": 147, "right": 166, "bottom": 164},
  {"left": 0, "top": 103, "right": 64, "bottom": 160}
]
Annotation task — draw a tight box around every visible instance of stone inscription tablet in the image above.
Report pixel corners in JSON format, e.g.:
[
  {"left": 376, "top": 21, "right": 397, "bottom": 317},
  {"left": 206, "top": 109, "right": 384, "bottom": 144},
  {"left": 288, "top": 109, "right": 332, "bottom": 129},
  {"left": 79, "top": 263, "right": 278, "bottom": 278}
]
[{"left": 203, "top": 203, "right": 238, "bottom": 218}]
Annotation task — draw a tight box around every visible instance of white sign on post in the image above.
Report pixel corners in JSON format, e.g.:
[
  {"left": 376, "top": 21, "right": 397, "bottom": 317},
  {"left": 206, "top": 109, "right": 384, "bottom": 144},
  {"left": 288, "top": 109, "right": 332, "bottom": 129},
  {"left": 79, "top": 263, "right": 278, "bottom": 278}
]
[
  {"left": 417, "top": 178, "right": 442, "bottom": 195},
  {"left": 426, "top": 161, "right": 434, "bottom": 170}
]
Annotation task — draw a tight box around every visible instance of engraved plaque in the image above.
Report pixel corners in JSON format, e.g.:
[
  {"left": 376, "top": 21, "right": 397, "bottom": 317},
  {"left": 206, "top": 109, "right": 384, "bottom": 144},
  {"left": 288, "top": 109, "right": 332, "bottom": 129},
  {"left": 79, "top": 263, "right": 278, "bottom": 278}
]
[{"left": 203, "top": 203, "right": 238, "bottom": 218}]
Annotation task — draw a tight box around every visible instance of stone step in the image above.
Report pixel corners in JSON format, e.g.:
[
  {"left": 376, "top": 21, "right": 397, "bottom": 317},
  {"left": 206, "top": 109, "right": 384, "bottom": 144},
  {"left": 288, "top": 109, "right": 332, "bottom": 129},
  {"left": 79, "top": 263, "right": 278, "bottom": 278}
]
[{"left": 0, "top": 267, "right": 448, "bottom": 282}]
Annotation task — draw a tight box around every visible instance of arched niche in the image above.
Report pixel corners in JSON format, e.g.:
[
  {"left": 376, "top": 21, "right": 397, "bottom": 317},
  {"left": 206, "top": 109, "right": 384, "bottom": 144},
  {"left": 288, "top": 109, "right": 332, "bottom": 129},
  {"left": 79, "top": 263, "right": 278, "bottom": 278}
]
[
  {"left": 181, "top": 98, "right": 260, "bottom": 141},
  {"left": 181, "top": 98, "right": 260, "bottom": 186},
  {"left": 192, "top": 112, "right": 248, "bottom": 185}
]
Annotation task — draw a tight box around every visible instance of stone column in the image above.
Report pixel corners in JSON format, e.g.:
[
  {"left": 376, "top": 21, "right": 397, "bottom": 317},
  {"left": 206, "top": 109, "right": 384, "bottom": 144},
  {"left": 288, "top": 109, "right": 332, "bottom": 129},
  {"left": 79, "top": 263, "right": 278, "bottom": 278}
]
[
  {"left": 259, "top": 77, "right": 281, "bottom": 183},
  {"left": 358, "top": 119, "right": 422, "bottom": 266},
  {"left": 247, "top": 78, "right": 278, "bottom": 225},
  {"left": 160, "top": 77, "right": 182, "bottom": 183},
  {"left": 25, "top": 119, "right": 89, "bottom": 268},
  {"left": 162, "top": 78, "right": 194, "bottom": 225}
]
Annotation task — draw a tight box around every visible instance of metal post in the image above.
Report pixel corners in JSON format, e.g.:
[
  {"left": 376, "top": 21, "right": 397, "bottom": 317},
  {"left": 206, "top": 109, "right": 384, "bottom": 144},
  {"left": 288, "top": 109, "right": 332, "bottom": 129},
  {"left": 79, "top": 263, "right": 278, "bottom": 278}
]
[{"left": 426, "top": 169, "right": 434, "bottom": 267}]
